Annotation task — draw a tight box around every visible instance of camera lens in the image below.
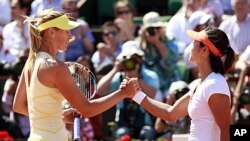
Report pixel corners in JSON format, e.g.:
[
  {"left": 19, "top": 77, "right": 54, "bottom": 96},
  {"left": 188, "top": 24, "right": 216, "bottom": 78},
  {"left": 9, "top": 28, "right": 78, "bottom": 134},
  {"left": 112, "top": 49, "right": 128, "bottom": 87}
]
[
  {"left": 239, "top": 91, "right": 250, "bottom": 105},
  {"left": 122, "top": 58, "right": 136, "bottom": 71}
]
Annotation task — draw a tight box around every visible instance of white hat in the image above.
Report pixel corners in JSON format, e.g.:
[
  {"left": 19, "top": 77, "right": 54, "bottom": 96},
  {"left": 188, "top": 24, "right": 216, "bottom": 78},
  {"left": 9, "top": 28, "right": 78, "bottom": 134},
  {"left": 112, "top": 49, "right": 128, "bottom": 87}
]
[
  {"left": 142, "top": 11, "right": 166, "bottom": 28},
  {"left": 168, "top": 81, "right": 188, "bottom": 95},
  {"left": 117, "top": 41, "right": 144, "bottom": 60},
  {"left": 188, "top": 11, "right": 212, "bottom": 29}
]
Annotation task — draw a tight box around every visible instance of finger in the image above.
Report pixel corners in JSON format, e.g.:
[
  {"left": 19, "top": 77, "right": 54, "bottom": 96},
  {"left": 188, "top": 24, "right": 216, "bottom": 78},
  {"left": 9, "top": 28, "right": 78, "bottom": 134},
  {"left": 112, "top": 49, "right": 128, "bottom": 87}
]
[
  {"left": 120, "top": 84, "right": 126, "bottom": 89},
  {"left": 63, "top": 108, "right": 77, "bottom": 115},
  {"left": 123, "top": 78, "right": 129, "bottom": 84}
]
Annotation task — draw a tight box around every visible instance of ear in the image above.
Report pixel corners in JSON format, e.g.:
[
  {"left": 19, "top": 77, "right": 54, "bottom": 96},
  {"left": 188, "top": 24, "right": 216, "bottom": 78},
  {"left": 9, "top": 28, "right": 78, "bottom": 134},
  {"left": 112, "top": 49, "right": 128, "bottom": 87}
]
[
  {"left": 49, "top": 28, "right": 56, "bottom": 38},
  {"left": 203, "top": 46, "right": 210, "bottom": 57}
]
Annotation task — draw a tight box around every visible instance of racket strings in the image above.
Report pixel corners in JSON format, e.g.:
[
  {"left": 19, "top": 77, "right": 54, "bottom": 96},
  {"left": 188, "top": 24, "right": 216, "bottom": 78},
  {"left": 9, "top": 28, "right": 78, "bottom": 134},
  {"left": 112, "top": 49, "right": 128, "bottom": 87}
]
[
  {"left": 66, "top": 62, "right": 96, "bottom": 101},
  {"left": 72, "top": 66, "right": 92, "bottom": 100}
]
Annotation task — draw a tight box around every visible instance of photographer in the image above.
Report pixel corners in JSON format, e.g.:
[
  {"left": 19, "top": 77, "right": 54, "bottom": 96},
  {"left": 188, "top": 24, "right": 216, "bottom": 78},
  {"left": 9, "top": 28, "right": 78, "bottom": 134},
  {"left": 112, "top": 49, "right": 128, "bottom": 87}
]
[
  {"left": 97, "top": 41, "right": 161, "bottom": 140},
  {"left": 231, "top": 64, "right": 250, "bottom": 125},
  {"left": 154, "top": 81, "right": 191, "bottom": 140},
  {"left": 137, "top": 11, "right": 180, "bottom": 98}
]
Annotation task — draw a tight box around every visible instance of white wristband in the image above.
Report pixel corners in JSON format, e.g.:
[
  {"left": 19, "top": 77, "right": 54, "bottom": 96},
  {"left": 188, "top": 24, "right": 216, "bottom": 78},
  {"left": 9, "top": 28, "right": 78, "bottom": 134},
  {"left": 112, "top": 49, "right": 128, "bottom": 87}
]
[{"left": 132, "top": 91, "right": 146, "bottom": 104}]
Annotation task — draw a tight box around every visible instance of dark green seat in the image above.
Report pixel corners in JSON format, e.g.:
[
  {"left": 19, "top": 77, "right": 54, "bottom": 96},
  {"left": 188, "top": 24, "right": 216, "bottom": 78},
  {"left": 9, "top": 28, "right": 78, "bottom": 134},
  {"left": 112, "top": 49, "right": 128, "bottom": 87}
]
[{"left": 168, "top": 0, "right": 182, "bottom": 15}]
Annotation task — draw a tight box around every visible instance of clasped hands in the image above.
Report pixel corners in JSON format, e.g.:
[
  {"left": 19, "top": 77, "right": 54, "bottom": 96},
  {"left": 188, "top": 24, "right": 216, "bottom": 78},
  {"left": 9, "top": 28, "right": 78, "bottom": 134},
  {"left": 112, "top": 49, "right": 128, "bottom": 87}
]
[{"left": 120, "top": 77, "right": 141, "bottom": 98}]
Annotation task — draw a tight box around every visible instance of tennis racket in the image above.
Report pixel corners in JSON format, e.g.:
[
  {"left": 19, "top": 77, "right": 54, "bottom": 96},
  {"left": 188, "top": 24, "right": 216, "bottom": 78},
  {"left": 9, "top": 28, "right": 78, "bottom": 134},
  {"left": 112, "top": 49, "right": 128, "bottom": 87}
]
[{"left": 65, "top": 62, "right": 97, "bottom": 141}]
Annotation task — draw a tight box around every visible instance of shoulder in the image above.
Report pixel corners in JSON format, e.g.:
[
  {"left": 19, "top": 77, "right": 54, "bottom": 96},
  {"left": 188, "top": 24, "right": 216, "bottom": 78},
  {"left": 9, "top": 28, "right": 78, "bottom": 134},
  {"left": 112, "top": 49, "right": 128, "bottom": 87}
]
[
  {"left": 204, "top": 73, "right": 227, "bottom": 88},
  {"left": 2, "top": 21, "right": 15, "bottom": 34},
  {"left": 31, "top": 0, "right": 42, "bottom": 7},
  {"left": 203, "top": 73, "right": 230, "bottom": 97},
  {"left": 219, "top": 16, "right": 235, "bottom": 28},
  {"left": 141, "top": 67, "right": 158, "bottom": 80},
  {"left": 39, "top": 58, "right": 68, "bottom": 73}
]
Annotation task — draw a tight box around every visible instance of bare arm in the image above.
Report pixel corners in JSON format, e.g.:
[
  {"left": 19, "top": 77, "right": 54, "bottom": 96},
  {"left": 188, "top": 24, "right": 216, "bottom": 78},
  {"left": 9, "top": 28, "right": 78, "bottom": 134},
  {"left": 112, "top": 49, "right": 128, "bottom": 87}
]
[
  {"left": 97, "top": 61, "right": 121, "bottom": 96},
  {"left": 139, "top": 78, "right": 157, "bottom": 99},
  {"left": 49, "top": 61, "right": 138, "bottom": 118},
  {"left": 144, "top": 30, "right": 168, "bottom": 59},
  {"left": 80, "top": 25, "right": 94, "bottom": 54},
  {"left": 13, "top": 69, "right": 29, "bottom": 116},
  {"left": 209, "top": 94, "right": 231, "bottom": 141},
  {"left": 231, "top": 69, "right": 246, "bottom": 123},
  {"left": 141, "top": 93, "right": 190, "bottom": 121}
]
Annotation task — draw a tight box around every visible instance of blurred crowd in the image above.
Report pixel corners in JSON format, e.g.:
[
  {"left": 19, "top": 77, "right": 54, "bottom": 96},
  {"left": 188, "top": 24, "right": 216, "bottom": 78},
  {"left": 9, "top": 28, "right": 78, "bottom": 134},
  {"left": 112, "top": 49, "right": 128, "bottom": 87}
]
[{"left": 0, "top": 0, "right": 249, "bottom": 140}]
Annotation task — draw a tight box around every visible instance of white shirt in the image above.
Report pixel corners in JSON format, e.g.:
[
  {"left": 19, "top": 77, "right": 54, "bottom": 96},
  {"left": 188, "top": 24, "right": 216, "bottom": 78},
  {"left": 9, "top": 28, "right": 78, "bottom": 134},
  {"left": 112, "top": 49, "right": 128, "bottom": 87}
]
[
  {"left": 219, "top": 14, "right": 250, "bottom": 55},
  {"left": 166, "top": 12, "right": 192, "bottom": 50},
  {"left": 31, "top": 0, "right": 61, "bottom": 16},
  {"left": 239, "top": 45, "right": 250, "bottom": 64},
  {"left": 188, "top": 72, "right": 230, "bottom": 141},
  {"left": 2, "top": 21, "right": 29, "bottom": 63},
  {"left": 200, "top": 0, "right": 224, "bottom": 17},
  {"left": 0, "top": 0, "right": 11, "bottom": 27}
]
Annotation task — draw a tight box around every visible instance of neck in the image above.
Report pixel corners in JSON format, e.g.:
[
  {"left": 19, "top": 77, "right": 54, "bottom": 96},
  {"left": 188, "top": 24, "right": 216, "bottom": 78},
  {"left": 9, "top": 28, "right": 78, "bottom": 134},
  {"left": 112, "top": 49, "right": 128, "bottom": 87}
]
[
  {"left": 197, "top": 61, "right": 213, "bottom": 82},
  {"left": 237, "top": 14, "right": 247, "bottom": 22},
  {"left": 39, "top": 43, "right": 57, "bottom": 58}
]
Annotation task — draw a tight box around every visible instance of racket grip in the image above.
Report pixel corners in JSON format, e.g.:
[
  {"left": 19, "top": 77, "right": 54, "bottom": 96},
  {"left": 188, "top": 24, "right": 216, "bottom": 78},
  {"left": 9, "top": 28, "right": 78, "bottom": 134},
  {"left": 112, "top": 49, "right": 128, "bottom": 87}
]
[{"left": 73, "top": 115, "right": 81, "bottom": 141}]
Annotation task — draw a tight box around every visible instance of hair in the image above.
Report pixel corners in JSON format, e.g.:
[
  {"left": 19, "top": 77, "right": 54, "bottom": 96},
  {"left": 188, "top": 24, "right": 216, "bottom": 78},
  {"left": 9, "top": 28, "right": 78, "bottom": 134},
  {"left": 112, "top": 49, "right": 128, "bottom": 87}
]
[
  {"left": 101, "top": 21, "right": 120, "bottom": 33},
  {"left": 204, "top": 27, "right": 236, "bottom": 75},
  {"left": 25, "top": 9, "right": 65, "bottom": 68},
  {"left": 114, "top": 0, "right": 135, "bottom": 16},
  {"left": 231, "top": 0, "right": 250, "bottom": 6},
  {"left": 17, "top": 0, "right": 32, "bottom": 16},
  {"left": 76, "top": 55, "right": 96, "bottom": 76},
  {"left": 61, "top": 0, "right": 77, "bottom": 6}
]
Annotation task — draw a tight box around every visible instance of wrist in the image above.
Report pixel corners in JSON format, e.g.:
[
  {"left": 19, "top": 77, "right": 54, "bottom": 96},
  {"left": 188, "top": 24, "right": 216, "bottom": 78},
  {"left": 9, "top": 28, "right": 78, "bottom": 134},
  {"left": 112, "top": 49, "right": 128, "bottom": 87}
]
[{"left": 132, "top": 91, "right": 146, "bottom": 104}]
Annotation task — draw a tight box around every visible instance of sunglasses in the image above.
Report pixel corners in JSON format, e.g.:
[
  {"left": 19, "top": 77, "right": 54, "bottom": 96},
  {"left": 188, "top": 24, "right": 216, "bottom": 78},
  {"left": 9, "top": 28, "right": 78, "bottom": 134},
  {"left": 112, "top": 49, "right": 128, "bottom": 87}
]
[
  {"left": 63, "top": 8, "right": 78, "bottom": 13},
  {"left": 103, "top": 31, "right": 118, "bottom": 37},
  {"left": 117, "top": 10, "right": 130, "bottom": 15}
]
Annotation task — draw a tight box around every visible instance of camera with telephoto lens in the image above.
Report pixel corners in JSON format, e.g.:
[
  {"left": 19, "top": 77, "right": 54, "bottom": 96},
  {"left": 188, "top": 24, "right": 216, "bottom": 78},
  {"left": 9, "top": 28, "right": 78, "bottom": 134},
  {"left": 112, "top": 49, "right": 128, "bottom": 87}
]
[
  {"left": 122, "top": 57, "right": 137, "bottom": 71},
  {"left": 146, "top": 27, "right": 155, "bottom": 36},
  {"left": 239, "top": 82, "right": 250, "bottom": 105},
  {"left": 174, "top": 87, "right": 190, "bottom": 100}
]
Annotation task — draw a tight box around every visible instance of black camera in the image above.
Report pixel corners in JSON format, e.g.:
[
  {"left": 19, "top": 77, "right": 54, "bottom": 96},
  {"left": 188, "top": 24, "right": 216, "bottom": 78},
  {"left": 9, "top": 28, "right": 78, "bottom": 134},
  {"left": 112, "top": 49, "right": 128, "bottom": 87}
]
[
  {"left": 174, "top": 87, "right": 190, "bottom": 100},
  {"left": 239, "top": 88, "right": 250, "bottom": 105},
  {"left": 122, "top": 57, "right": 137, "bottom": 71},
  {"left": 239, "top": 81, "right": 250, "bottom": 105},
  {"left": 146, "top": 27, "right": 155, "bottom": 36}
]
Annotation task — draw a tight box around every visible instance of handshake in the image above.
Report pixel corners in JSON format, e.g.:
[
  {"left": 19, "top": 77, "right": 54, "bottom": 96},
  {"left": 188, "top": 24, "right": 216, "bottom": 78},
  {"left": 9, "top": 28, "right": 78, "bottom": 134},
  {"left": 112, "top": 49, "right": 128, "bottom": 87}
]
[{"left": 119, "top": 77, "right": 146, "bottom": 104}]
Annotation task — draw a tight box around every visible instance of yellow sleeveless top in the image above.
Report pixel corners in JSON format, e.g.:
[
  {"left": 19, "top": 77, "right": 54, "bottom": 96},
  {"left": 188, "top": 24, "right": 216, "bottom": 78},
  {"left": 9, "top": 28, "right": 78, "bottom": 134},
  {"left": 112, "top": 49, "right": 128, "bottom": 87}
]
[{"left": 25, "top": 52, "right": 68, "bottom": 141}]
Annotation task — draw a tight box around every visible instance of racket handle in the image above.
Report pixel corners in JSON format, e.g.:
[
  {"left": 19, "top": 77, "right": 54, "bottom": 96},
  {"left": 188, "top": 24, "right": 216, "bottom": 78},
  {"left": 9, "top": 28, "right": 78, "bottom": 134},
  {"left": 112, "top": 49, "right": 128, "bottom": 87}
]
[{"left": 73, "top": 115, "right": 81, "bottom": 141}]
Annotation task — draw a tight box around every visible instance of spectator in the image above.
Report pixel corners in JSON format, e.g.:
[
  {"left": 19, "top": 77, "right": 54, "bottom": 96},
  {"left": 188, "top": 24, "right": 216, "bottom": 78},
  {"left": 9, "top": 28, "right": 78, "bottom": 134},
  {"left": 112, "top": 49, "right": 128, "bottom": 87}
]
[
  {"left": 166, "top": 0, "right": 201, "bottom": 54},
  {"left": 1, "top": 49, "right": 30, "bottom": 139},
  {"left": 2, "top": 0, "right": 32, "bottom": 64},
  {"left": 91, "top": 21, "right": 123, "bottom": 69},
  {"left": 97, "top": 41, "right": 160, "bottom": 140},
  {"left": 137, "top": 11, "right": 180, "bottom": 98},
  {"left": 199, "top": 0, "right": 224, "bottom": 27},
  {"left": 219, "top": 0, "right": 250, "bottom": 88},
  {"left": 58, "top": 0, "right": 95, "bottom": 61},
  {"left": 154, "top": 81, "right": 191, "bottom": 140},
  {"left": 114, "top": 0, "right": 140, "bottom": 41},
  {"left": 231, "top": 64, "right": 250, "bottom": 125},
  {"left": 0, "top": 0, "right": 11, "bottom": 27},
  {"left": 219, "top": 0, "right": 250, "bottom": 59},
  {"left": 220, "top": 0, "right": 234, "bottom": 15},
  {"left": 31, "top": 0, "right": 61, "bottom": 16}
]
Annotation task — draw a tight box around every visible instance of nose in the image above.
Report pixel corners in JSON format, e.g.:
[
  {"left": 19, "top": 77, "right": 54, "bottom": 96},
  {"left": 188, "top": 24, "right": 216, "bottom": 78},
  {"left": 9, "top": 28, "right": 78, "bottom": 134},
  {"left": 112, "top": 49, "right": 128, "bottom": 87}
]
[{"left": 68, "top": 31, "right": 72, "bottom": 39}]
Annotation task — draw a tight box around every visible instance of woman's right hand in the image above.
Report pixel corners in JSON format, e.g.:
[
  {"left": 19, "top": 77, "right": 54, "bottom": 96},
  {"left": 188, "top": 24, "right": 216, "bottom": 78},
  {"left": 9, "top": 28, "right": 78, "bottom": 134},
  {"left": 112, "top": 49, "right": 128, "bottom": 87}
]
[
  {"left": 62, "top": 108, "right": 79, "bottom": 124},
  {"left": 120, "top": 77, "right": 141, "bottom": 98}
]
